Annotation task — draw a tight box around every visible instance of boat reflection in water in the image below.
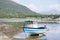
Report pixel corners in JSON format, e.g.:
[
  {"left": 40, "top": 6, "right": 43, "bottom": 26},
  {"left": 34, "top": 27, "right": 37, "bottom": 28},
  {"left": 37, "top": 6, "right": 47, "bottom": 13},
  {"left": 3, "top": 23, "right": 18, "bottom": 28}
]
[
  {"left": 23, "top": 21, "right": 47, "bottom": 36},
  {"left": 26, "top": 33, "right": 47, "bottom": 40},
  {"left": 13, "top": 32, "right": 47, "bottom": 40}
]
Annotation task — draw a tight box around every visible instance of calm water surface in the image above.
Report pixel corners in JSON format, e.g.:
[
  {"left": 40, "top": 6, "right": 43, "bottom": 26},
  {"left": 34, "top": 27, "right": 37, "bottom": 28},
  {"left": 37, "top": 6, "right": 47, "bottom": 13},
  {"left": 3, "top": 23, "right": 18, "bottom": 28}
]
[{"left": 13, "top": 24, "right": 60, "bottom": 40}]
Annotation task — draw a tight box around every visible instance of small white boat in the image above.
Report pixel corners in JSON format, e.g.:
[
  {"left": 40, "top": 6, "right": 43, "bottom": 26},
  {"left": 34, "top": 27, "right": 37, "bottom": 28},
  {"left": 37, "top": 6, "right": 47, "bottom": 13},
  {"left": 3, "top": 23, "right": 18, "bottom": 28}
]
[{"left": 23, "top": 21, "right": 47, "bottom": 34}]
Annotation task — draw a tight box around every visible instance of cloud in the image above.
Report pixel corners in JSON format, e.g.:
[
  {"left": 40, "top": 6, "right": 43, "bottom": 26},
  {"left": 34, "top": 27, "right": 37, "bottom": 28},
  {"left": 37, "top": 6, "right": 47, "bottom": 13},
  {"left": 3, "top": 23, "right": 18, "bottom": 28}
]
[
  {"left": 37, "top": 4, "right": 60, "bottom": 12},
  {"left": 11, "top": 0, "right": 21, "bottom": 3},
  {"left": 23, "top": 4, "right": 47, "bottom": 12},
  {"left": 49, "top": 4, "right": 60, "bottom": 11},
  {"left": 23, "top": 4, "right": 60, "bottom": 12},
  {"left": 24, "top": 4, "right": 40, "bottom": 12},
  {"left": 11, "top": 0, "right": 60, "bottom": 13}
]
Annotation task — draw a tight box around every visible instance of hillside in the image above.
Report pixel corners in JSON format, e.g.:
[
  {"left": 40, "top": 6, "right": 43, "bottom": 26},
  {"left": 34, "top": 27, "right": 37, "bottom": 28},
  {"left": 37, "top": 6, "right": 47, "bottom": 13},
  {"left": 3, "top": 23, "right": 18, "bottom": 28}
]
[{"left": 0, "top": 0, "right": 39, "bottom": 18}]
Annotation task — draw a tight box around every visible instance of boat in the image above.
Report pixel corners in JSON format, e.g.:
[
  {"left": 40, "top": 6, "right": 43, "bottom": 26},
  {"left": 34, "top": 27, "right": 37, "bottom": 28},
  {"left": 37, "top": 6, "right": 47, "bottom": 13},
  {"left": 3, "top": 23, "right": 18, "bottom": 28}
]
[{"left": 23, "top": 21, "right": 47, "bottom": 35}]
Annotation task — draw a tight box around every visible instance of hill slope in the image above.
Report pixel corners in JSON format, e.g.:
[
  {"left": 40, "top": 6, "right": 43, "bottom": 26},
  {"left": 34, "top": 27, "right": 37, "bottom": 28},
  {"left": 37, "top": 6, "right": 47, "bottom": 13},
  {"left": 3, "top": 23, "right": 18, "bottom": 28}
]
[{"left": 0, "top": 0, "right": 39, "bottom": 18}]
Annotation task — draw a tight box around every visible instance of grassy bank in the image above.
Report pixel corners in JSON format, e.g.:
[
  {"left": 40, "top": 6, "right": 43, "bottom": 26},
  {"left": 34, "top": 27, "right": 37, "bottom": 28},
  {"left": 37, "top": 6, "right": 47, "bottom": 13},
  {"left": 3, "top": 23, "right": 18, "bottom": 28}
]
[
  {"left": 0, "top": 18, "right": 41, "bottom": 20},
  {"left": 1, "top": 22, "right": 24, "bottom": 27},
  {"left": 1, "top": 22, "right": 58, "bottom": 27},
  {"left": 38, "top": 22, "right": 58, "bottom": 24}
]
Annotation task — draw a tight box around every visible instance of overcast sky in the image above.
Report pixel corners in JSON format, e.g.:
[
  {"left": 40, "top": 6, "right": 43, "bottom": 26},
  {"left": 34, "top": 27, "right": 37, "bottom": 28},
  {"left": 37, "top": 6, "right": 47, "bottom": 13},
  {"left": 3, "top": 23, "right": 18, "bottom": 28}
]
[{"left": 11, "top": 0, "right": 60, "bottom": 13}]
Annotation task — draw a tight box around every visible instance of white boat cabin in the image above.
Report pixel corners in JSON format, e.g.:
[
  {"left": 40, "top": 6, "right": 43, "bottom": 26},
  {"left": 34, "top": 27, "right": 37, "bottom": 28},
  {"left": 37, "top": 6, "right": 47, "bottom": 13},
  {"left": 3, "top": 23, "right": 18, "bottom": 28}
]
[{"left": 24, "top": 21, "right": 39, "bottom": 28}]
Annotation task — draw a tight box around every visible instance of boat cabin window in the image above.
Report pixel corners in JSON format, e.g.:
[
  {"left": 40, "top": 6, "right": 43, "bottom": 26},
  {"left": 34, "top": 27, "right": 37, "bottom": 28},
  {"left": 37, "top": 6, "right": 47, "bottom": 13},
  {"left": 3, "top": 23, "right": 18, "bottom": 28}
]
[
  {"left": 25, "top": 21, "right": 33, "bottom": 24},
  {"left": 25, "top": 21, "right": 37, "bottom": 24}
]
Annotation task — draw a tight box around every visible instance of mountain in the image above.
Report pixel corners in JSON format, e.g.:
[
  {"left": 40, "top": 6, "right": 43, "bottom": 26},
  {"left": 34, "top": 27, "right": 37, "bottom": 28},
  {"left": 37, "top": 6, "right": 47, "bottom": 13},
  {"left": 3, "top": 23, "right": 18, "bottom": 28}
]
[
  {"left": 0, "top": 0, "right": 39, "bottom": 18},
  {"left": 40, "top": 9, "right": 60, "bottom": 15}
]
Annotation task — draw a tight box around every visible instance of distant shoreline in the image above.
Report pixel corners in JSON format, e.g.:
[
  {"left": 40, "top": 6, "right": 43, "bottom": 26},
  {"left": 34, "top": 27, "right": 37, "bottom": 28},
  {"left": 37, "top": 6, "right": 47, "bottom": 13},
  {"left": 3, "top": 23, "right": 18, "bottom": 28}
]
[{"left": 0, "top": 18, "right": 60, "bottom": 23}]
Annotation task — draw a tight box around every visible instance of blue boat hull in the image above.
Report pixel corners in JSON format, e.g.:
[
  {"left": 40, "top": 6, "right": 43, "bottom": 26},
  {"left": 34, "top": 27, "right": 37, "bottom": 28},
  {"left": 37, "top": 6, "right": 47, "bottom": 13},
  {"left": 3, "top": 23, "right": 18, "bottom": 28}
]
[{"left": 24, "top": 27, "right": 47, "bottom": 34}]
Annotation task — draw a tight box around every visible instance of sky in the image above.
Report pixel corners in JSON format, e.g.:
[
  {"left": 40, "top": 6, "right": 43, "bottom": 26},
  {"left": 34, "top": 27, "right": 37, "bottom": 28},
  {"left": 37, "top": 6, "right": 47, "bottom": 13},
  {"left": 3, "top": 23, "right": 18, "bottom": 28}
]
[{"left": 11, "top": 0, "right": 60, "bottom": 13}]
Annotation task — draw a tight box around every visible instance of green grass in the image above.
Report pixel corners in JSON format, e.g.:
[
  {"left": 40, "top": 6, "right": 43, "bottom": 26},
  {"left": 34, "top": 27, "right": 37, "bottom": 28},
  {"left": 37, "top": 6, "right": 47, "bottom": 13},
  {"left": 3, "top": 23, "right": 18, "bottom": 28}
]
[
  {"left": 38, "top": 22, "right": 58, "bottom": 24},
  {"left": 1, "top": 22, "right": 24, "bottom": 27},
  {"left": 0, "top": 18, "right": 41, "bottom": 20},
  {"left": 1, "top": 22, "right": 58, "bottom": 27},
  {"left": 0, "top": 18, "right": 24, "bottom": 20}
]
